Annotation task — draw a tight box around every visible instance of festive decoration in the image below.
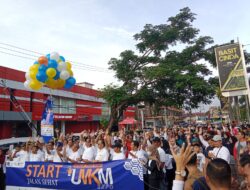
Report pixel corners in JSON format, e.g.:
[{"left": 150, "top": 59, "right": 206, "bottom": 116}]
[{"left": 24, "top": 52, "right": 76, "bottom": 91}]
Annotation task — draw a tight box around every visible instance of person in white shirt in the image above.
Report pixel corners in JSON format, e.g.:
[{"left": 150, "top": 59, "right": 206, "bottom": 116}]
[
  {"left": 192, "top": 142, "right": 205, "bottom": 172},
  {"left": 82, "top": 138, "right": 95, "bottom": 162},
  {"left": 111, "top": 143, "right": 125, "bottom": 161},
  {"left": 29, "top": 145, "right": 44, "bottom": 162},
  {"left": 152, "top": 137, "right": 166, "bottom": 190},
  {"left": 17, "top": 143, "right": 29, "bottom": 162},
  {"left": 45, "top": 142, "right": 55, "bottom": 162},
  {"left": 10, "top": 144, "right": 22, "bottom": 162},
  {"left": 128, "top": 141, "right": 145, "bottom": 160},
  {"left": 66, "top": 144, "right": 81, "bottom": 163},
  {"left": 53, "top": 142, "right": 65, "bottom": 162},
  {"left": 94, "top": 140, "right": 109, "bottom": 162},
  {"left": 208, "top": 135, "right": 230, "bottom": 164},
  {"left": 66, "top": 139, "right": 74, "bottom": 157}
]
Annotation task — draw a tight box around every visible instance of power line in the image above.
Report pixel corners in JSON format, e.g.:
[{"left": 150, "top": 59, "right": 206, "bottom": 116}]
[{"left": 0, "top": 42, "right": 112, "bottom": 73}]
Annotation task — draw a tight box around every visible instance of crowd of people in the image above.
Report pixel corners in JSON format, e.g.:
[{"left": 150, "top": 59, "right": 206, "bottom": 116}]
[{"left": 0, "top": 122, "right": 250, "bottom": 190}]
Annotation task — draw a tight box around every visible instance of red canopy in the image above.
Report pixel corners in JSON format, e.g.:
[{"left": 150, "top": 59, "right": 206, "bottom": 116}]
[{"left": 119, "top": 117, "right": 137, "bottom": 125}]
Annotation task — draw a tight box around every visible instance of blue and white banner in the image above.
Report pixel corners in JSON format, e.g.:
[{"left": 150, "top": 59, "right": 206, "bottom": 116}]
[
  {"left": 41, "top": 97, "right": 54, "bottom": 143},
  {"left": 6, "top": 160, "right": 144, "bottom": 190}
]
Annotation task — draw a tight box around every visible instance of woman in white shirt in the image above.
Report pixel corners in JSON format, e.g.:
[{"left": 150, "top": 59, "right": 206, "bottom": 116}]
[
  {"left": 45, "top": 142, "right": 55, "bottom": 162},
  {"left": 82, "top": 138, "right": 95, "bottom": 162},
  {"left": 111, "top": 142, "right": 125, "bottom": 161},
  {"left": 66, "top": 144, "right": 81, "bottom": 163}
]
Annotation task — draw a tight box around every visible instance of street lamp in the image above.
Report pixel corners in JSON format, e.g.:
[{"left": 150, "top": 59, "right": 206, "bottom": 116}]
[{"left": 138, "top": 103, "right": 145, "bottom": 129}]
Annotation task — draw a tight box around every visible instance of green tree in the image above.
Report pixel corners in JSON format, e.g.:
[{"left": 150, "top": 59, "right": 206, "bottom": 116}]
[{"left": 100, "top": 7, "right": 218, "bottom": 132}]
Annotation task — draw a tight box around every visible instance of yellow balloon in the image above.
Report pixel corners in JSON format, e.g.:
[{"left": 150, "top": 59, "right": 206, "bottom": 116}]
[
  {"left": 29, "top": 64, "right": 39, "bottom": 72},
  {"left": 57, "top": 79, "right": 66, "bottom": 88},
  {"left": 66, "top": 62, "right": 72, "bottom": 70},
  {"left": 46, "top": 79, "right": 57, "bottom": 89},
  {"left": 29, "top": 80, "right": 42, "bottom": 90},
  {"left": 30, "top": 70, "right": 38, "bottom": 79},
  {"left": 68, "top": 69, "right": 73, "bottom": 76},
  {"left": 46, "top": 68, "right": 56, "bottom": 78}
]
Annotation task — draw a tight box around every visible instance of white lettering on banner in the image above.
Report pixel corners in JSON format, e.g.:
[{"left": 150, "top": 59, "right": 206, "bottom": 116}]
[
  {"left": 54, "top": 115, "right": 73, "bottom": 119},
  {"left": 41, "top": 125, "right": 54, "bottom": 136},
  {"left": 70, "top": 169, "right": 81, "bottom": 185},
  {"left": 98, "top": 168, "right": 113, "bottom": 185},
  {"left": 69, "top": 167, "right": 113, "bottom": 188}
]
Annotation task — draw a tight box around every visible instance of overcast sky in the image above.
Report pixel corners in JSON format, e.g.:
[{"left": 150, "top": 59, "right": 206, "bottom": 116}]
[{"left": 1, "top": 0, "right": 250, "bottom": 110}]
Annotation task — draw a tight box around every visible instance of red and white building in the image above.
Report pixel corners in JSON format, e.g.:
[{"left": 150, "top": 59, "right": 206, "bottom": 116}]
[{"left": 0, "top": 66, "right": 135, "bottom": 139}]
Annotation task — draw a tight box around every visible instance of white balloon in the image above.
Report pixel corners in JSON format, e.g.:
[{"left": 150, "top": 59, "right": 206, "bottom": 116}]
[
  {"left": 50, "top": 52, "right": 60, "bottom": 61},
  {"left": 57, "top": 62, "right": 67, "bottom": 72},
  {"left": 25, "top": 72, "right": 31, "bottom": 80},
  {"left": 24, "top": 80, "right": 31, "bottom": 89},
  {"left": 60, "top": 70, "right": 70, "bottom": 80}
]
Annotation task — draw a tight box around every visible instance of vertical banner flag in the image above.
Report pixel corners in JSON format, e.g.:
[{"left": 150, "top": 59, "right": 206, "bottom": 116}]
[
  {"left": 41, "top": 97, "right": 54, "bottom": 143},
  {"left": 215, "top": 43, "right": 247, "bottom": 93},
  {"left": 6, "top": 160, "right": 144, "bottom": 190}
]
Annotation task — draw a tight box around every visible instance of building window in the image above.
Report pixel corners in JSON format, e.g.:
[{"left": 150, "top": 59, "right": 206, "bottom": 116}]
[{"left": 53, "top": 97, "right": 76, "bottom": 114}]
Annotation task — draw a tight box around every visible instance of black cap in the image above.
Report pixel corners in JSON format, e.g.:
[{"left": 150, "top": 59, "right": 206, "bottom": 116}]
[
  {"left": 112, "top": 142, "right": 122, "bottom": 149},
  {"left": 152, "top": 137, "right": 161, "bottom": 142}
]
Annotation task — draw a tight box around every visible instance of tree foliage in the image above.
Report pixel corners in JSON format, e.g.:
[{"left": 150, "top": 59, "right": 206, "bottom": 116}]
[{"left": 100, "top": 7, "right": 219, "bottom": 131}]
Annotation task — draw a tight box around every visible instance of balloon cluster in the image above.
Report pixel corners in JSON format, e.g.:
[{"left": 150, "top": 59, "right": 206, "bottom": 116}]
[{"left": 24, "top": 52, "right": 76, "bottom": 91}]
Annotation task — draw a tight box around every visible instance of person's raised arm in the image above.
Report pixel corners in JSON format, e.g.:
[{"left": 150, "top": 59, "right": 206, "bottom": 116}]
[
  {"left": 198, "top": 128, "right": 209, "bottom": 148},
  {"left": 171, "top": 143, "right": 195, "bottom": 190}
]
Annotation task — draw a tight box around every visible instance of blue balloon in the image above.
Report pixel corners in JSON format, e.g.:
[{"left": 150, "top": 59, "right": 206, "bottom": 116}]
[
  {"left": 66, "top": 77, "right": 76, "bottom": 86},
  {"left": 54, "top": 71, "right": 60, "bottom": 80},
  {"left": 48, "top": 60, "right": 58, "bottom": 68},
  {"left": 34, "top": 61, "right": 39, "bottom": 65},
  {"left": 36, "top": 71, "right": 48, "bottom": 83},
  {"left": 64, "top": 77, "right": 76, "bottom": 89},
  {"left": 60, "top": 56, "right": 65, "bottom": 62},
  {"left": 38, "top": 65, "right": 48, "bottom": 72},
  {"left": 64, "top": 82, "right": 72, "bottom": 89},
  {"left": 46, "top": 54, "right": 50, "bottom": 60}
]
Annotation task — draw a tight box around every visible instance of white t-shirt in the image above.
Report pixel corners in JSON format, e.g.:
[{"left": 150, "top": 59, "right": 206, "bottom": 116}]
[
  {"left": 37, "top": 149, "right": 45, "bottom": 161},
  {"left": 29, "top": 153, "right": 43, "bottom": 162},
  {"left": 158, "top": 147, "right": 166, "bottom": 173},
  {"left": 12, "top": 150, "right": 29, "bottom": 162},
  {"left": 45, "top": 150, "right": 55, "bottom": 161},
  {"left": 165, "top": 154, "right": 173, "bottom": 170},
  {"left": 128, "top": 150, "right": 145, "bottom": 159},
  {"left": 66, "top": 146, "right": 73, "bottom": 156},
  {"left": 197, "top": 153, "right": 205, "bottom": 172},
  {"left": 110, "top": 150, "right": 125, "bottom": 161},
  {"left": 211, "top": 146, "right": 230, "bottom": 163},
  {"left": 53, "top": 151, "right": 64, "bottom": 162},
  {"left": 82, "top": 146, "right": 95, "bottom": 162},
  {"left": 95, "top": 148, "right": 109, "bottom": 162},
  {"left": 68, "top": 151, "right": 81, "bottom": 162}
]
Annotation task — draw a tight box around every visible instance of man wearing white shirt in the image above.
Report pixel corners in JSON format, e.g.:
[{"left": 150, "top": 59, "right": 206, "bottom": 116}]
[
  {"left": 94, "top": 140, "right": 109, "bottom": 162},
  {"left": 152, "top": 137, "right": 166, "bottom": 190},
  {"left": 208, "top": 135, "right": 230, "bottom": 164},
  {"left": 29, "top": 145, "right": 44, "bottom": 162},
  {"left": 82, "top": 138, "right": 95, "bottom": 162},
  {"left": 18, "top": 144, "right": 29, "bottom": 162},
  {"left": 128, "top": 141, "right": 145, "bottom": 160}
]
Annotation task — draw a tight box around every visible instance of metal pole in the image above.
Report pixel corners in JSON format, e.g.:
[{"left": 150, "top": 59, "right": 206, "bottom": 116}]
[
  {"left": 140, "top": 109, "right": 144, "bottom": 129},
  {"left": 164, "top": 107, "right": 168, "bottom": 127}
]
